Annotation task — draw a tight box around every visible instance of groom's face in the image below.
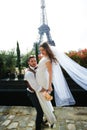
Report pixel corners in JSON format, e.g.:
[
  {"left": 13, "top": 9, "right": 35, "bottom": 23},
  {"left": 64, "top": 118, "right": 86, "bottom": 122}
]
[{"left": 28, "top": 57, "right": 37, "bottom": 68}]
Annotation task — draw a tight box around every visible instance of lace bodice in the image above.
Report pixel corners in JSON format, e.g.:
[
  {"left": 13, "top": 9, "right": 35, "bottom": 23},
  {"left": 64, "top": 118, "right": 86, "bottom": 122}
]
[{"left": 36, "top": 57, "right": 50, "bottom": 89}]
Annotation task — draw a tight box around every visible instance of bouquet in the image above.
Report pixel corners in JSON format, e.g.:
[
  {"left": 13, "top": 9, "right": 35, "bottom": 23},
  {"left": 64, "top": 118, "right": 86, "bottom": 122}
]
[{"left": 42, "top": 91, "right": 53, "bottom": 101}]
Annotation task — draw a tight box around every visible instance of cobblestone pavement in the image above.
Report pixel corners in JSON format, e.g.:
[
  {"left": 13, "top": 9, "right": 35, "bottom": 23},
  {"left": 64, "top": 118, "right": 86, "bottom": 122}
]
[{"left": 0, "top": 106, "right": 87, "bottom": 130}]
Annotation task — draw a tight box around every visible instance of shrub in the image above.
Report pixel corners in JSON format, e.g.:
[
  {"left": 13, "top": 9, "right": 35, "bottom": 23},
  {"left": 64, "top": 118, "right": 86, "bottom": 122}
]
[{"left": 66, "top": 49, "right": 87, "bottom": 68}]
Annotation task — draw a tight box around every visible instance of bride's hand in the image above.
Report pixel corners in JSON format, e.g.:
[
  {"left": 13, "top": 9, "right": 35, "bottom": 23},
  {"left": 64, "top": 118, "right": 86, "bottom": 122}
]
[{"left": 48, "top": 86, "right": 53, "bottom": 93}]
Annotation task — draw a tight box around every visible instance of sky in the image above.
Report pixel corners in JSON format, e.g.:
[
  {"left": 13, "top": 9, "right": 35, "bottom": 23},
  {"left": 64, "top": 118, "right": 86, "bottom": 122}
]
[{"left": 0, "top": 0, "right": 87, "bottom": 54}]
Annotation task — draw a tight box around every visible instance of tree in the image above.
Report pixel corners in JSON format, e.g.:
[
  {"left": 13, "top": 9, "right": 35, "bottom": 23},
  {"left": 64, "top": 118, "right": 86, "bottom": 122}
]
[
  {"left": 16, "top": 41, "right": 21, "bottom": 74},
  {"left": 0, "top": 50, "right": 16, "bottom": 79},
  {"left": 35, "top": 42, "right": 39, "bottom": 63}
]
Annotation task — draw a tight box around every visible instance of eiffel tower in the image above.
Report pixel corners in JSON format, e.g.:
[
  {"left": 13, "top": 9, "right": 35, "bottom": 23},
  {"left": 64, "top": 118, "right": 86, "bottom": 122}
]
[{"left": 38, "top": 0, "right": 55, "bottom": 46}]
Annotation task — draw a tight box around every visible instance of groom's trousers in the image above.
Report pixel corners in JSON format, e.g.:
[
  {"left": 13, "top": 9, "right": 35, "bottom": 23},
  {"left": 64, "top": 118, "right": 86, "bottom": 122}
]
[{"left": 27, "top": 91, "right": 43, "bottom": 130}]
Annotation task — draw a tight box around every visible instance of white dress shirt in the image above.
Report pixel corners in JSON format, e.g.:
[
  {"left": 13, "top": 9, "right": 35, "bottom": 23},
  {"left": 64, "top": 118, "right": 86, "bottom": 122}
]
[{"left": 24, "top": 66, "right": 42, "bottom": 93}]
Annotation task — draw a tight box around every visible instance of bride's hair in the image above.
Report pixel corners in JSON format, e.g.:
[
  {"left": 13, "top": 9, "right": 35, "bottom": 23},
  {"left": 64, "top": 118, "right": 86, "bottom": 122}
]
[{"left": 40, "top": 42, "right": 58, "bottom": 63}]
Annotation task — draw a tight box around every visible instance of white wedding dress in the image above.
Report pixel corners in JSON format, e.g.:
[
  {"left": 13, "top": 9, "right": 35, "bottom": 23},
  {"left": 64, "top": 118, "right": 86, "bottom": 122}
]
[
  {"left": 36, "top": 45, "right": 87, "bottom": 123},
  {"left": 36, "top": 57, "right": 57, "bottom": 124}
]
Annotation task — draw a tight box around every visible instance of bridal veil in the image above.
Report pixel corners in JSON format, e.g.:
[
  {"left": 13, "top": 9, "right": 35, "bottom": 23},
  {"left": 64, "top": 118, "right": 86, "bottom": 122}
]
[{"left": 50, "top": 46, "right": 87, "bottom": 106}]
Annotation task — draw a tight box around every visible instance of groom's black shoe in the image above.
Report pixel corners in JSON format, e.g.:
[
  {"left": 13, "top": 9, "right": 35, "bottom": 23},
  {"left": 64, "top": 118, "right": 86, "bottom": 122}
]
[{"left": 51, "top": 124, "right": 54, "bottom": 128}]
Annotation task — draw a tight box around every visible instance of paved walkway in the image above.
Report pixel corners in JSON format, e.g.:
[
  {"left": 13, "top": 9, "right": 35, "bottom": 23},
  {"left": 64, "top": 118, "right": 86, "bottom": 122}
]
[{"left": 0, "top": 106, "right": 87, "bottom": 130}]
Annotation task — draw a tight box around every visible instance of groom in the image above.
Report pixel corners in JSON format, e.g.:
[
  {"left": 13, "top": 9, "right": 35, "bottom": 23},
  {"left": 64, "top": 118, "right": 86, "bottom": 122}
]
[{"left": 24, "top": 55, "right": 48, "bottom": 130}]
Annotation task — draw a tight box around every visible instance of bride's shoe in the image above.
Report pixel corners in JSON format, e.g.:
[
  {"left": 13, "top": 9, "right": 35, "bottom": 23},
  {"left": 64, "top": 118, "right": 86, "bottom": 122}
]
[{"left": 50, "top": 123, "right": 56, "bottom": 128}]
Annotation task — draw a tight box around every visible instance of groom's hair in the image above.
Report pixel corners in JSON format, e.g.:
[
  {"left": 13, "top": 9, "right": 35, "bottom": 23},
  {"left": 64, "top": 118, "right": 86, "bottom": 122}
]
[{"left": 28, "top": 55, "right": 36, "bottom": 62}]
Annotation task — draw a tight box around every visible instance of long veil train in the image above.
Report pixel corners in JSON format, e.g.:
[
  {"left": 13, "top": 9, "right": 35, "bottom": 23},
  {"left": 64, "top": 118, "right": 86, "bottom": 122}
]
[{"left": 50, "top": 46, "right": 87, "bottom": 106}]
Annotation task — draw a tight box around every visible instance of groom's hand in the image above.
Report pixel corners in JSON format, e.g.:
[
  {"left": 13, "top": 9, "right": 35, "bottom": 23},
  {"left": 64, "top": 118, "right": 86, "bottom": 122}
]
[{"left": 40, "top": 87, "right": 46, "bottom": 92}]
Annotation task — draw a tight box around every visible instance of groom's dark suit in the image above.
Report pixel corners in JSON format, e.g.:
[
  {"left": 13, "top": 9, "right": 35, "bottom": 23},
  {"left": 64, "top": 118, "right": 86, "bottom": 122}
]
[{"left": 24, "top": 66, "right": 44, "bottom": 130}]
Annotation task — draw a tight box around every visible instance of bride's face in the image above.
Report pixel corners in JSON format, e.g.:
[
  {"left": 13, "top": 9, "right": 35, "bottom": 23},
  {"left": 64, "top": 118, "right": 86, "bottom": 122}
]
[{"left": 39, "top": 47, "right": 47, "bottom": 56}]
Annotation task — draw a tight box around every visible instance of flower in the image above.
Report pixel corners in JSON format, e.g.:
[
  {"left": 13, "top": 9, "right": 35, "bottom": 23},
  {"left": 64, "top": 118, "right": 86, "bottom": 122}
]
[{"left": 42, "top": 91, "right": 53, "bottom": 101}]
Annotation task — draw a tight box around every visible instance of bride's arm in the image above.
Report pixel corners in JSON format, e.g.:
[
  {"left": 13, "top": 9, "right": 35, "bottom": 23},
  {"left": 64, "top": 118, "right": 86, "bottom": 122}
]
[{"left": 46, "top": 61, "right": 53, "bottom": 92}]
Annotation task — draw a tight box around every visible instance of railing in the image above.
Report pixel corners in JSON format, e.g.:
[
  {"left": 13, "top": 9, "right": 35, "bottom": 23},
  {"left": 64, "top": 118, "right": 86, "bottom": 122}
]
[{"left": 0, "top": 79, "right": 87, "bottom": 106}]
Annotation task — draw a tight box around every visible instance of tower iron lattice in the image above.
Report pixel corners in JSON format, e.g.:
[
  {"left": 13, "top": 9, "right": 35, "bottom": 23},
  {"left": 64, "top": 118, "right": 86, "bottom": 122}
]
[{"left": 38, "top": 0, "right": 55, "bottom": 46}]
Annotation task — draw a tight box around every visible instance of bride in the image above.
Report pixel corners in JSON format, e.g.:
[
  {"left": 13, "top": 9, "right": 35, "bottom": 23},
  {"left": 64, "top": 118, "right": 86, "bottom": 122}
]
[
  {"left": 35, "top": 42, "right": 58, "bottom": 125},
  {"left": 35, "top": 41, "right": 87, "bottom": 124}
]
